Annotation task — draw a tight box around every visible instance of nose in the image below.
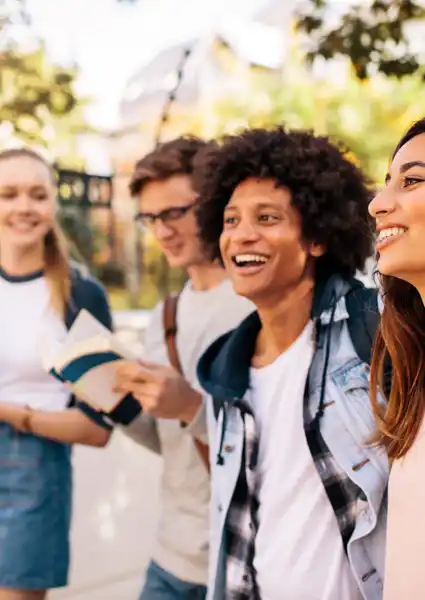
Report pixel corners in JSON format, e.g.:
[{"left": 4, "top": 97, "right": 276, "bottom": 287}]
[
  {"left": 229, "top": 216, "right": 260, "bottom": 244},
  {"left": 13, "top": 193, "right": 33, "bottom": 213},
  {"left": 369, "top": 186, "right": 396, "bottom": 219},
  {"left": 151, "top": 218, "right": 175, "bottom": 241}
]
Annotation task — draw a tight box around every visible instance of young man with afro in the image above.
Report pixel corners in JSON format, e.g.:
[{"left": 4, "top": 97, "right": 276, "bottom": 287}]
[{"left": 194, "top": 127, "right": 388, "bottom": 600}]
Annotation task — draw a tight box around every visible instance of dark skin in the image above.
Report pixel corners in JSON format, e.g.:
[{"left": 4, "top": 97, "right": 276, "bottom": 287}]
[
  {"left": 115, "top": 178, "right": 325, "bottom": 419},
  {"left": 220, "top": 177, "right": 324, "bottom": 367}
]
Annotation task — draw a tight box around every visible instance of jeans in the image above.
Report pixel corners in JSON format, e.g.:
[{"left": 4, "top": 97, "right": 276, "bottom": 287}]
[{"left": 140, "top": 561, "right": 207, "bottom": 600}]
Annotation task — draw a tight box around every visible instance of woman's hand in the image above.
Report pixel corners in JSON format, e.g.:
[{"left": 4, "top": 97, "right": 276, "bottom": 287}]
[{"left": 0, "top": 402, "right": 31, "bottom": 432}]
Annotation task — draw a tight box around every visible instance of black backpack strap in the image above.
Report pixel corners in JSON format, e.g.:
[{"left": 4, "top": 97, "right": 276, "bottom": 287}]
[
  {"left": 345, "top": 284, "right": 380, "bottom": 365},
  {"left": 345, "top": 281, "right": 392, "bottom": 398}
]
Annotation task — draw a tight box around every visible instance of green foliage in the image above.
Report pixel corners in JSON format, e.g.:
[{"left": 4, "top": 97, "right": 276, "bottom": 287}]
[
  {"left": 297, "top": 0, "right": 425, "bottom": 79},
  {"left": 0, "top": 45, "right": 83, "bottom": 143},
  {"left": 212, "top": 66, "right": 425, "bottom": 183},
  {"left": 118, "top": 0, "right": 425, "bottom": 79}
]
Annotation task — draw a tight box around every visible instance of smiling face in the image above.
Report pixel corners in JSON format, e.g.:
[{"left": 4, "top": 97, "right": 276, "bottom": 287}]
[
  {"left": 0, "top": 154, "right": 55, "bottom": 256},
  {"left": 137, "top": 174, "right": 206, "bottom": 269},
  {"left": 219, "top": 178, "right": 324, "bottom": 305},
  {"left": 369, "top": 132, "right": 425, "bottom": 285}
]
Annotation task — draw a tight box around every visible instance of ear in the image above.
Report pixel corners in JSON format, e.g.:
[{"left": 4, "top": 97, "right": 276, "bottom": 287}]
[{"left": 309, "top": 242, "right": 326, "bottom": 258}]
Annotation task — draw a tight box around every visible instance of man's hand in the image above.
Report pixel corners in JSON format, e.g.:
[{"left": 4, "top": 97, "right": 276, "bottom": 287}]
[{"left": 113, "top": 360, "right": 202, "bottom": 424}]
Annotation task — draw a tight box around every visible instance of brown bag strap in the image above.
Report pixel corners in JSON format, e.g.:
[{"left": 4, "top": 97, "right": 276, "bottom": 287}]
[
  {"left": 163, "top": 295, "right": 183, "bottom": 374},
  {"left": 163, "top": 295, "right": 210, "bottom": 472}
]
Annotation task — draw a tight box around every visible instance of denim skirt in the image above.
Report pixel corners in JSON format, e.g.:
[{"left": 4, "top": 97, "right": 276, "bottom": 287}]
[{"left": 0, "top": 423, "right": 72, "bottom": 589}]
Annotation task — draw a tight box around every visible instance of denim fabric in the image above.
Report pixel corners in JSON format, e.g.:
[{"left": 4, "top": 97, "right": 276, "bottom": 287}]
[
  {"left": 0, "top": 423, "right": 72, "bottom": 589},
  {"left": 140, "top": 561, "right": 207, "bottom": 600},
  {"left": 204, "top": 289, "right": 389, "bottom": 600}
]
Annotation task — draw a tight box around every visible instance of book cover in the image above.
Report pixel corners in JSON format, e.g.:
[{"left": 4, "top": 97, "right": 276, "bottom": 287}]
[{"left": 43, "top": 310, "right": 137, "bottom": 413}]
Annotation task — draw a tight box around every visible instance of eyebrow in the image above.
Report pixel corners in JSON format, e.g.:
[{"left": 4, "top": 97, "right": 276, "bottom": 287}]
[
  {"left": 400, "top": 160, "right": 425, "bottom": 173},
  {"left": 224, "top": 200, "right": 282, "bottom": 211},
  {"left": 385, "top": 160, "right": 425, "bottom": 183}
]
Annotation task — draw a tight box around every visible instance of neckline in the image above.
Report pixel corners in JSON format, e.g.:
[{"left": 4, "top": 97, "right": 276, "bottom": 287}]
[{"left": 0, "top": 266, "right": 44, "bottom": 283}]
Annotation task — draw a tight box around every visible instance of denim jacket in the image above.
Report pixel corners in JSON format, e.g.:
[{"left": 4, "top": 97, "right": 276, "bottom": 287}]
[{"left": 197, "top": 275, "right": 389, "bottom": 600}]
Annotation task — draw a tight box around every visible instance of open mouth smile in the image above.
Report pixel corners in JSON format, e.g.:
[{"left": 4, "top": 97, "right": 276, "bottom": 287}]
[
  {"left": 376, "top": 227, "right": 407, "bottom": 250},
  {"left": 231, "top": 253, "right": 270, "bottom": 273}
]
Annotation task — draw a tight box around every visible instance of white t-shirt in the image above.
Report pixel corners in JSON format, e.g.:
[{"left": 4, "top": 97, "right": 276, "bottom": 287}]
[
  {"left": 125, "top": 278, "right": 254, "bottom": 585},
  {"left": 249, "top": 320, "right": 362, "bottom": 600},
  {"left": 0, "top": 270, "right": 70, "bottom": 411}
]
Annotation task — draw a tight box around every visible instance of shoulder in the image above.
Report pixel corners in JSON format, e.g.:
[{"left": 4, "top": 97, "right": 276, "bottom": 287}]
[
  {"left": 71, "top": 263, "right": 107, "bottom": 299},
  {"left": 183, "top": 279, "right": 254, "bottom": 338},
  {"left": 68, "top": 263, "right": 112, "bottom": 329}
]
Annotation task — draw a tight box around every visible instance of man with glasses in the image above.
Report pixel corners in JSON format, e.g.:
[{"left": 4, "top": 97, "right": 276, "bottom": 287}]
[{"left": 118, "top": 136, "right": 253, "bottom": 600}]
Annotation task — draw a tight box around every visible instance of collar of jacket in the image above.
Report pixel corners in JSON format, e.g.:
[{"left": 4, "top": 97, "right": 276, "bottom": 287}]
[{"left": 197, "top": 274, "right": 352, "bottom": 403}]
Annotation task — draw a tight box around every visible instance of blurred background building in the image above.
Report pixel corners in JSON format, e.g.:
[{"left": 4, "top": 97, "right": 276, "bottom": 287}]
[{"left": 3, "top": 0, "right": 424, "bottom": 308}]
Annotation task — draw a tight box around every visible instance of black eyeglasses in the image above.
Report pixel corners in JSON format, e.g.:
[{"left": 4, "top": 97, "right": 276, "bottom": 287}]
[{"left": 134, "top": 201, "right": 197, "bottom": 231}]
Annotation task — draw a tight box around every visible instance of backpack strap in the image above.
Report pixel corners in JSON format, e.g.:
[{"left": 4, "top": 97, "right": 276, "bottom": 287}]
[
  {"left": 163, "top": 295, "right": 210, "bottom": 472},
  {"left": 163, "top": 295, "right": 183, "bottom": 374},
  {"left": 345, "top": 281, "right": 392, "bottom": 398},
  {"left": 345, "top": 284, "right": 379, "bottom": 366}
]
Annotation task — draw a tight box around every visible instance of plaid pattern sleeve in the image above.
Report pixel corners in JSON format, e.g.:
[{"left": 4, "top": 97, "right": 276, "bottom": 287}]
[{"left": 223, "top": 402, "right": 361, "bottom": 599}]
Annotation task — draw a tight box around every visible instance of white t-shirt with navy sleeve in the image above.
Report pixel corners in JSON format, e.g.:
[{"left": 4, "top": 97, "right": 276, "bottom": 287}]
[{"left": 0, "top": 269, "right": 70, "bottom": 411}]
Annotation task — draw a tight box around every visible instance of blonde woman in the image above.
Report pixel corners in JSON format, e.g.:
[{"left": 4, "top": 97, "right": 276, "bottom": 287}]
[{"left": 0, "top": 148, "right": 115, "bottom": 600}]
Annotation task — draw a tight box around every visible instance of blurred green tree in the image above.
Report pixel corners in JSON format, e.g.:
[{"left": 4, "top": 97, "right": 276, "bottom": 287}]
[
  {"left": 0, "top": 0, "right": 89, "bottom": 147},
  {"left": 0, "top": 46, "right": 84, "bottom": 144},
  {"left": 211, "top": 63, "right": 425, "bottom": 183},
  {"left": 119, "top": 0, "right": 425, "bottom": 79},
  {"left": 297, "top": 0, "right": 425, "bottom": 80}
]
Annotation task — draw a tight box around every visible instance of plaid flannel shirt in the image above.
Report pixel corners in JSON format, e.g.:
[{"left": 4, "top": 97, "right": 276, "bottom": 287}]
[{"left": 224, "top": 397, "right": 361, "bottom": 600}]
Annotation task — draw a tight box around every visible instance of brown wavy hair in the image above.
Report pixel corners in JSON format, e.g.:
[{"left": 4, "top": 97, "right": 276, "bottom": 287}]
[
  {"left": 370, "top": 118, "right": 425, "bottom": 460},
  {"left": 0, "top": 148, "right": 71, "bottom": 316}
]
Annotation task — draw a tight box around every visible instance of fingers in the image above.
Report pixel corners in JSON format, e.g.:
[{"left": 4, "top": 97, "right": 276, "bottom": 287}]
[
  {"left": 137, "top": 359, "right": 163, "bottom": 371},
  {"left": 114, "top": 361, "right": 159, "bottom": 386},
  {"left": 114, "top": 381, "right": 158, "bottom": 399},
  {"left": 113, "top": 382, "right": 164, "bottom": 415}
]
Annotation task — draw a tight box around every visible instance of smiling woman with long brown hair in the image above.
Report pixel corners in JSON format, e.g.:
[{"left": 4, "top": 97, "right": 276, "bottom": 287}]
[{"left": 369, "top": 118, "right": 425, "bottom": 600}]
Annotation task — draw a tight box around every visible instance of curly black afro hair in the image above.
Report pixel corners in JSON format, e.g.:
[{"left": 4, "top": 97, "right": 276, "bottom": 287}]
[{"left": 196, "top": 126, "right": 374, "bottom": 278}]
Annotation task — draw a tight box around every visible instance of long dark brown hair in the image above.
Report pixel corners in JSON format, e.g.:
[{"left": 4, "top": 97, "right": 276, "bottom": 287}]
[
  {"left": 0, "top": 148, "right": 71, "bottom": 316},
  {"left": 370, "top": 118, "right": 425, "bottom": 460}
]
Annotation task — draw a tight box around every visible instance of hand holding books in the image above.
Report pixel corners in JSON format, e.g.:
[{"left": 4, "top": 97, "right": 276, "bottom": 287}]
[
  {"left": 113, "top": 359, "right": 202, "bottom": 424},
  {"left": 43, "top": 309, "right": 202, "bottom": 425}
]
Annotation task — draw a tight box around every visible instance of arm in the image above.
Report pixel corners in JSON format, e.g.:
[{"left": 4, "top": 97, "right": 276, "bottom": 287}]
[
  {"left": 118, "top": 304, "right": 163, "bottom": 453},
  {"left": 184, "top": 390, "right": 208, "bottom": 444},
  {"left": 0, "top": 403, "right": 111, "bottom": 447}
]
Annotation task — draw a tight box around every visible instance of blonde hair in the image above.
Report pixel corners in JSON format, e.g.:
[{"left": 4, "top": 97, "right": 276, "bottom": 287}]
[{"left": 0, "top": 148, "right": 71, "bottom": 316}]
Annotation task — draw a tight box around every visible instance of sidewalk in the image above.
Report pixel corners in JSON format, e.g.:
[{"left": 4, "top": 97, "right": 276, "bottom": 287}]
[
  {"left": 51, "top": 432, "right": 162, "bottom": 600},
  {"left": 52, "top": 309, "right": 160, "bottom": 600}
]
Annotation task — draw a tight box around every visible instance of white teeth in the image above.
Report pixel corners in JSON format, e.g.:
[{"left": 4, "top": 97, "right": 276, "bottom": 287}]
[
  {"left": 234, "top": 254, "right": 268, "bottom": 265},
  {"left": 10, "top": 222, "right": 36, "bottom": 230},
  {"left": 377, "top": 227, "right": 406, "bottom": 242}
]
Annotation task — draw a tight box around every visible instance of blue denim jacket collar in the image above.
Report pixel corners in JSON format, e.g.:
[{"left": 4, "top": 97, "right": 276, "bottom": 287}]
[{"left": 197, "top": 274, "right": 352, "bottom": 404}]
